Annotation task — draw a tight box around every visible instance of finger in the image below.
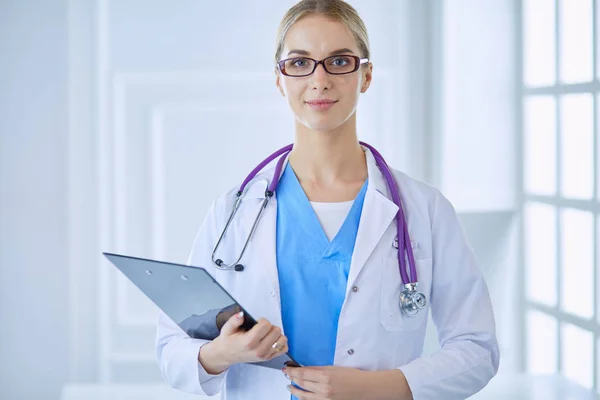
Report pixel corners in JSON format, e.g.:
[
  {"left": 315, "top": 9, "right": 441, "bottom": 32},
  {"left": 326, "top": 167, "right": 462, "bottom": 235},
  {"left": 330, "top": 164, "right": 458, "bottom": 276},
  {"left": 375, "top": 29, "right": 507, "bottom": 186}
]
[
  {"left": 247, "top": 318, "right": 272, "bottom": 339},
  {"left": 288, "top": 378, "right": 324, "bottom": 396},
  {"left": 241, "top": 319, "right": 272, "bottom": 349},
  {"left": 273, "top": 334, "right": 288, "bottom": 351},
  {"left": 288, "top": 383, "right": 318, "bottom": 399},
  {"left": 219, "top": 311, "right": 245, "bottom": 336},
  {"left": 242, "top": 320, "right": 276, "bottom": 356},
  {"left": 219, "top": 304, "right": 242, "bottom": 321},
  {"left": 286, "top": 367, "right": 325, "bottom": 384},
  {"left": 267, "top": 334, "right": 288, "bottom": 358},
  {"left": 254, "top": 326, "right": 283, "bottom": 358}
]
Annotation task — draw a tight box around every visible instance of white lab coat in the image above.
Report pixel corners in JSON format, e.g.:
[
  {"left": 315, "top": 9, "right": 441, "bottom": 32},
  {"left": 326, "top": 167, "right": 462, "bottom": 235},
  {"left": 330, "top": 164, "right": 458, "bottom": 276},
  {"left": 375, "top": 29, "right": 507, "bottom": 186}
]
[{"left": 155, "top": 148, "right": 500, "bottom": 400}]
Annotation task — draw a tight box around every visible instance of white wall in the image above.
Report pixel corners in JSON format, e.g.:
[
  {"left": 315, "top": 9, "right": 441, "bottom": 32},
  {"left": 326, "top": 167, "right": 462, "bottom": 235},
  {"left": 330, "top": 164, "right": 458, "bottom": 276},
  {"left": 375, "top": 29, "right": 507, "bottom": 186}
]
[
  {"left": 440, "top": 0, "right": 518, "bottom": 212},
  {"left": 0, "top": 1, "right": 70, "bottom": 399}
]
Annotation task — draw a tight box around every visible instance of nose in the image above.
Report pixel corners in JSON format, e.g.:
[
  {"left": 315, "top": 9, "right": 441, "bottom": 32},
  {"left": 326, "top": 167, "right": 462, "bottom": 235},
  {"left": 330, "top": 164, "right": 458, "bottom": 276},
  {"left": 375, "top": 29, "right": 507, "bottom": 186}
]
[{"left": 309, "top": 62, "right": 331, "bottom": 91}]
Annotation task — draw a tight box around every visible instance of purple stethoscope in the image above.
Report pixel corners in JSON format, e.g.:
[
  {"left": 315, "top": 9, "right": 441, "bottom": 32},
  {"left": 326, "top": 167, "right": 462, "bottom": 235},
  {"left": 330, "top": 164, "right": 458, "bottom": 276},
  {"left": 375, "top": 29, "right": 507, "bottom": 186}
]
[{"left": 211, "top": 141, "right": 427, "bottom": 317}]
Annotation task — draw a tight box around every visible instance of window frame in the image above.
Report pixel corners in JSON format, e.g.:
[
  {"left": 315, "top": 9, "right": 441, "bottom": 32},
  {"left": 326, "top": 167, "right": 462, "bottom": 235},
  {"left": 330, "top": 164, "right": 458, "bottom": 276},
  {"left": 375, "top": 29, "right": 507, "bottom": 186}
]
[{"left": 519, "top": 0, "right": 599, "bottom": 391}]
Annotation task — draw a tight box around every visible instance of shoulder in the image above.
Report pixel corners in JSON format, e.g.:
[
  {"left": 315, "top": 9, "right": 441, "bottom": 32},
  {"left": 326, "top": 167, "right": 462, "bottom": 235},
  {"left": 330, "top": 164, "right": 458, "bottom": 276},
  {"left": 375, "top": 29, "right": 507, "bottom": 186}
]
[
  {"left": 388, "top": 167, "right": 456, "bottom": 224},
  {"left": 390, "top": 168, "right": 440, "bottom": 200},
  {"left": 210, "top": 167, "right": 275, "bottom": 217}
]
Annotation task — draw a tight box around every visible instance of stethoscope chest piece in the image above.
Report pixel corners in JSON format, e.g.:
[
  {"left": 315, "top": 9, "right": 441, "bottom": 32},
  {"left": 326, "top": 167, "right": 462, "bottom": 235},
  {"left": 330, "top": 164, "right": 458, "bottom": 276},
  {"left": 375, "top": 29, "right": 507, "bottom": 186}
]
[{"left": 399, "top": 284, "right": 427, "bottom": 316}]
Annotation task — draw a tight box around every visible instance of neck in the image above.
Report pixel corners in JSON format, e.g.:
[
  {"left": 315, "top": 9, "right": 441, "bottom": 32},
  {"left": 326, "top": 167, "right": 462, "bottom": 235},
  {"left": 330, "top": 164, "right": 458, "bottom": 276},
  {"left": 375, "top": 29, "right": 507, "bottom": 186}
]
[{"left": 288, "top": 114, "right": 367, "bottom": 186}]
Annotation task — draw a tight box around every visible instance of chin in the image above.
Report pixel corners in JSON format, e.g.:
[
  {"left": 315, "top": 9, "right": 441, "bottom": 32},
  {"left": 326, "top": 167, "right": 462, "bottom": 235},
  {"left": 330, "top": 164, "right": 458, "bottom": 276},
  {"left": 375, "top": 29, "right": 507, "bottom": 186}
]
[
  {"left": 304, "top": 121, "right": 340, "bottom": 132},
  {"left": 298, "top": 115, "right": 343, "bottom": 132}
]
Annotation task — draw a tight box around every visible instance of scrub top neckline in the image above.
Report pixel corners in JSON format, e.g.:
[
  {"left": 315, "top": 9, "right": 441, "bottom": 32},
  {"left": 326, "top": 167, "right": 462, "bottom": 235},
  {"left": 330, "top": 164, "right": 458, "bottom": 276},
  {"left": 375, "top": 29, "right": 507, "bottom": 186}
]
[
  {"left": 309, "top": 199, "right": 355, "bottom": 206},
  {"left": 281, "top": 163, "right": 368, "bottom": 247}
]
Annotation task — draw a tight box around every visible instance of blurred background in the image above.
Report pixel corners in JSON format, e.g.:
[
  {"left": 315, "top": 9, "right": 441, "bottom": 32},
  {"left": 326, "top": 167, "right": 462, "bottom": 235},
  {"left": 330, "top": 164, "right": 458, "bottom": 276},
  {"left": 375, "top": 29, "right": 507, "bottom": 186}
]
[{"left": 0, "top": 0, "right": 596, "bottom": 399}]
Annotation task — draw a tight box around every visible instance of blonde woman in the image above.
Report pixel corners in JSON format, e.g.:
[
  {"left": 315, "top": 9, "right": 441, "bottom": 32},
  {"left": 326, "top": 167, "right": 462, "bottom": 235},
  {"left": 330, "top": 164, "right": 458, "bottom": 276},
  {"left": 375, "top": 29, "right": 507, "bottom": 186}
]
[{"left": 156, "top": 1, "right": 499, "bottom": 399}]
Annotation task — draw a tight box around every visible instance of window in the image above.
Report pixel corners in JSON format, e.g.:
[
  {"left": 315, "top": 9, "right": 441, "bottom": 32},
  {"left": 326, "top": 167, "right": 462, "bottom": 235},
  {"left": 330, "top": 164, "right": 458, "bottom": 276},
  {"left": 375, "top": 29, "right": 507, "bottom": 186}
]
[{"left": 521, "top": 0, "right": 597, "bottom": 392}]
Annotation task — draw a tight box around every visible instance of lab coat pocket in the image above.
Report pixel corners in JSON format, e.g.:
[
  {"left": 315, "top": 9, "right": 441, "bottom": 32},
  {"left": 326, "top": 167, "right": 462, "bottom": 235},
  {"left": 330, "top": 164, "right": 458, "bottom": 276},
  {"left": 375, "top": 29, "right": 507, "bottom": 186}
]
[{"left": 380, "top": 257, "right": 432, "bottom": 332}]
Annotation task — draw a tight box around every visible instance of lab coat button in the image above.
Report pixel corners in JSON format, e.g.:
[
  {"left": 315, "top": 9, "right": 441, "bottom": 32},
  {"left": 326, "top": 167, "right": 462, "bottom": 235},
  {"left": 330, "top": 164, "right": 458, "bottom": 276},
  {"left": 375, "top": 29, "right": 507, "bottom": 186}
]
[
  {"left": 347, "top": 349, "right": 355, "bottom": 355},
  {"left": 270, "top": 290, "right": 275, "bottom": 297},
  {"left": 351, "top": 286, "right": 358, "bottom": 292}
]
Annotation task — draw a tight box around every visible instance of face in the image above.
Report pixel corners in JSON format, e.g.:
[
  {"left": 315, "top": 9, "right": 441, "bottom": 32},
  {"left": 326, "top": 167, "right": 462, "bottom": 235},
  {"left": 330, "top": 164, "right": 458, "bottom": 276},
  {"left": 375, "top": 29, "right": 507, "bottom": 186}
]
[{"left": 275, "top": 14, "right": 372, "bottom": 133}]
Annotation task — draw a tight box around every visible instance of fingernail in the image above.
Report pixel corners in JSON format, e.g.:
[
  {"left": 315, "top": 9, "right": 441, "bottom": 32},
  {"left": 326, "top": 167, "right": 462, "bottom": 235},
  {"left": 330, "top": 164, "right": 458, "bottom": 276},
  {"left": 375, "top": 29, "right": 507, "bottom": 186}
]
[{"left": 237, "top": 311, "right": 244, "bottom": 319}]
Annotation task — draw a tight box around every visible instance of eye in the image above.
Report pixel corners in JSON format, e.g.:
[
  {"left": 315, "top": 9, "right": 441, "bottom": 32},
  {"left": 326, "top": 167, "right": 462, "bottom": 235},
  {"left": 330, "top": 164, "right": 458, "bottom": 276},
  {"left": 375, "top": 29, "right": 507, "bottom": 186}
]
[
  {"left": 291, "top": 58, "right": 309, "bottom": 67},
  {"left": 330, "top": 56, "right": 350, "bottom": 66}
]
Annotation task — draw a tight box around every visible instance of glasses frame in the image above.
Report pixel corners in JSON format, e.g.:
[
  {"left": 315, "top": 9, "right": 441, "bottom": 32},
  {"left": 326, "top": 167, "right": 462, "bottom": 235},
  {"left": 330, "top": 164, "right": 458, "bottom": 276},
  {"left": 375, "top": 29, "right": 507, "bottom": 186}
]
[{"left": 277, "top": 55, "right": 369, "bottom": 77}]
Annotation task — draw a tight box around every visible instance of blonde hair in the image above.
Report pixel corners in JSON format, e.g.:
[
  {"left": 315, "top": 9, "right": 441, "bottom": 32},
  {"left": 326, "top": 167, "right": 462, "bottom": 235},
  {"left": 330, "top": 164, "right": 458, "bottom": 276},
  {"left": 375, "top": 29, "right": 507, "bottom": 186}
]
[{"left": 274, "top": 0, "right": 371, "bottom": 66}]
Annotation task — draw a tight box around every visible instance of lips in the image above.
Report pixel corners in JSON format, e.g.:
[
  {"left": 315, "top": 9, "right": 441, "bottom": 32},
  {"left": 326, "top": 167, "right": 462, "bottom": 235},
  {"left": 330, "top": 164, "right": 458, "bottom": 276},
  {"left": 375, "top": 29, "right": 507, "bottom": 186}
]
[
  {"left": 305, "top": 99, "right": 337, "bottom": 110},
  {"left": 306, "top": 99, "right": 337, "bottom": 105}
]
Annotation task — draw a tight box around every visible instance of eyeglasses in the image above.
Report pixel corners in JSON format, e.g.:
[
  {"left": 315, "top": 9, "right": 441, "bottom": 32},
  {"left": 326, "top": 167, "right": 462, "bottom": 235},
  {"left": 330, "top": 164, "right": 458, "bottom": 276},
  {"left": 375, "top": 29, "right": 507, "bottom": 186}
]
[{"left": 277, "top": 55, "right": 369, "bottom": 77}]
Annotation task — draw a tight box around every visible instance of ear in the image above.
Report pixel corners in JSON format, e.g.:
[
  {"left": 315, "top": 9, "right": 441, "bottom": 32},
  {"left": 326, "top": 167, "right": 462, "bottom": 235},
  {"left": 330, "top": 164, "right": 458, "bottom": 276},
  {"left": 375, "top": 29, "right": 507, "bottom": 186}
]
[
  {"left": 275, "top": 70, "right": 285, "bottom": 97},
  {"left": 360, "top": 63, "right": 373, "bottom": 93}
]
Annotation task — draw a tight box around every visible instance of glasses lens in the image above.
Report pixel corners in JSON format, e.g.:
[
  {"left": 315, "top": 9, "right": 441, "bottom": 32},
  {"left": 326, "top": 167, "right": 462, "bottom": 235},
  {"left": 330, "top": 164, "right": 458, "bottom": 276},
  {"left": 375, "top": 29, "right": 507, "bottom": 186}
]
[
  {"left": 324, "top": 56, "right": 356, "bottom": 74},
  {"left": 283, "top": 57, "right": 316, "bottom": 76}
]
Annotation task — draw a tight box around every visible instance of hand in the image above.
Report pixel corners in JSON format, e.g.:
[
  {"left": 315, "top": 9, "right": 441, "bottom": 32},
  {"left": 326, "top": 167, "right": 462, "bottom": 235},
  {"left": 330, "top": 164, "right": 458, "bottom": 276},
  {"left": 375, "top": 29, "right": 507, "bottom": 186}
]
[
  {"left": 199, "top": 312, "right": 289, "bottom": 374},
  {"left": 284, "top": 365, "right": 370, "bottom": 400}
]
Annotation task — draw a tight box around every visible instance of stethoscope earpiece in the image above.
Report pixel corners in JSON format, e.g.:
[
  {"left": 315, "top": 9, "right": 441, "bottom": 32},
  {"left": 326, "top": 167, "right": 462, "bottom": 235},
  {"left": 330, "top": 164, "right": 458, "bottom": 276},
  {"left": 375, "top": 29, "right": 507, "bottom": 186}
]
[{"left": 215, "top": 259, "right": 244, "bottom": 272}]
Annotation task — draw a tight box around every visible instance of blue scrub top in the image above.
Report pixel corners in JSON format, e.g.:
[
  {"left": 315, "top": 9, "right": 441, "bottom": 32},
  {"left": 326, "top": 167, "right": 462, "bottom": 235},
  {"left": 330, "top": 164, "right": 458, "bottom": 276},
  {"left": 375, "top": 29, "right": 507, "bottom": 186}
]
[{"left": 276, "top": 163, "right": 367, "bottom": 396}]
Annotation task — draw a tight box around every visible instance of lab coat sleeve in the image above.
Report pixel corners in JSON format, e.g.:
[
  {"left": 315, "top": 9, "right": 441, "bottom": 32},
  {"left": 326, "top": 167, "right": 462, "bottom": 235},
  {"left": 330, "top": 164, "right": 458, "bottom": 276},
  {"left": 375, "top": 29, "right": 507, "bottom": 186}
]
[
  {"left": 398, "top": 190, "right": 500, "bottom": 400},
  {"left": 155, "top": 196, "right": 230, "bottom": 396}
]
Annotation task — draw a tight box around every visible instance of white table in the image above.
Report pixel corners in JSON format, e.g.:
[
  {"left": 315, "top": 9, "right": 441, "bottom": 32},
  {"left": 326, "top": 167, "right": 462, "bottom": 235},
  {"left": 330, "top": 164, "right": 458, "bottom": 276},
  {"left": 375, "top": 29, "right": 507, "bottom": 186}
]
[
  {"left": 470, "top": 373, "right": 598, "bottom": 400},
  {"left": 61, "top": 374, "right": 598, "bottom": 400},
  {"left": 61, "top": 384, "right": 217, "bottom": 400}
]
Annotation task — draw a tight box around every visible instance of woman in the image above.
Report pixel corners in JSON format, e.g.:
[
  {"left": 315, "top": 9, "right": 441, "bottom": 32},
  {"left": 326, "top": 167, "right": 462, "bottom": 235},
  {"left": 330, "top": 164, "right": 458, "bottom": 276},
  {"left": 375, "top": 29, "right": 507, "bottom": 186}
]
[{"left": 156, "top": 1, "right": 499, "bottom": 399}]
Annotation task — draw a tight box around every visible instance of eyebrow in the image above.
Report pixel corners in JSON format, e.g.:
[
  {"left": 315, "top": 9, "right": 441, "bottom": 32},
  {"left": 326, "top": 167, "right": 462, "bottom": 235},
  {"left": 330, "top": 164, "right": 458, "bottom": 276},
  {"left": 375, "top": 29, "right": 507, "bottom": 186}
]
[{"left": 286, "top": 48, "right": 355, "bottom": 57}]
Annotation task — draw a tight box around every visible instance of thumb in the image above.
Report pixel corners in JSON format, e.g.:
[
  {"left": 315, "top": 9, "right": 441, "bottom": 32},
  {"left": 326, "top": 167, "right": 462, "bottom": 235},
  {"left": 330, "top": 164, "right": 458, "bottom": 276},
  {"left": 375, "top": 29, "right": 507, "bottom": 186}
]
[{"left": 220, "top": 311, "right": 245, "bottom": 336}]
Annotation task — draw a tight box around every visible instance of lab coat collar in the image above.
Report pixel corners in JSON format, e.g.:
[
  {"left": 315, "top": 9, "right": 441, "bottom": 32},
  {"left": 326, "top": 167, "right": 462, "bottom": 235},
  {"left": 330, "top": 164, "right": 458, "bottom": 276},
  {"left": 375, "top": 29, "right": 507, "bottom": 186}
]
[{"left": 345, "top": 147, "right": 399, "bottom": 294}]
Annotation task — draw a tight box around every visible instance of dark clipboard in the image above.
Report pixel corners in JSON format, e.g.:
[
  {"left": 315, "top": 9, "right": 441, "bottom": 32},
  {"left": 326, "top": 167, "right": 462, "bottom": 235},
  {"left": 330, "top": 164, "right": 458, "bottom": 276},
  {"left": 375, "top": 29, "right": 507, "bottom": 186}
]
[{"left": 103, "top": 252, "right": 301, "bottom": 369}]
